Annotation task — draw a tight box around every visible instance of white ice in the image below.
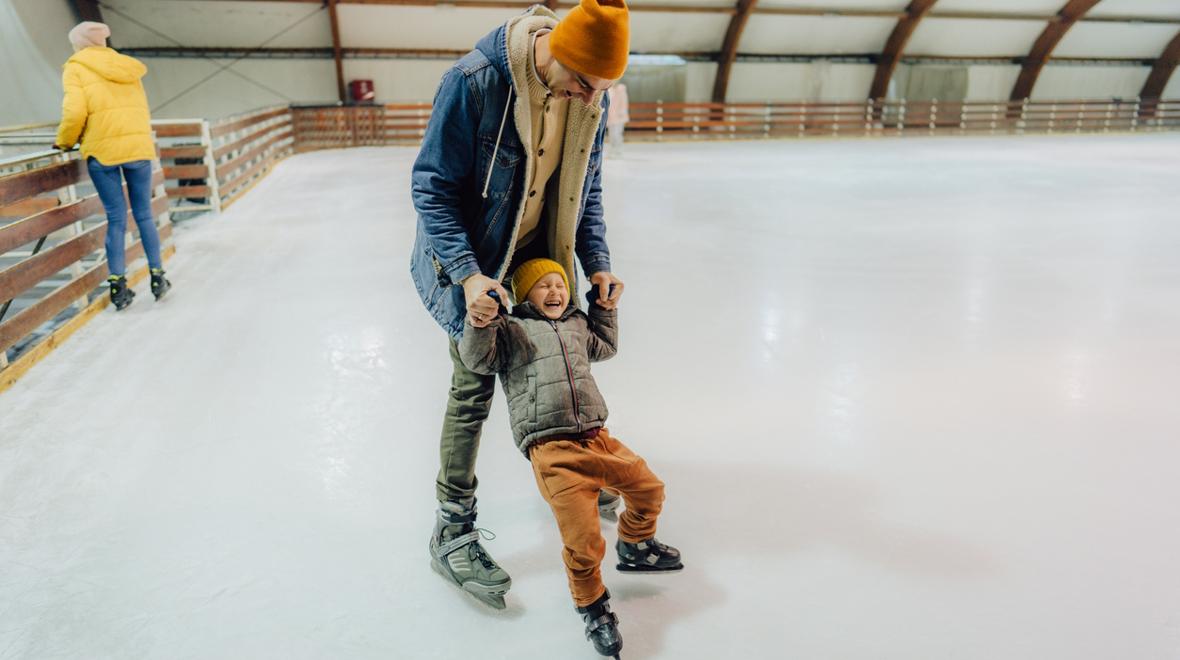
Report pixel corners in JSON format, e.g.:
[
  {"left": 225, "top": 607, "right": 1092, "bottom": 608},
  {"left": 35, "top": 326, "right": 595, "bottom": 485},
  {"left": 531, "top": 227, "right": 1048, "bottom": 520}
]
[{"left": 2, "top": 135, "right": 1180, "bottom": 660}]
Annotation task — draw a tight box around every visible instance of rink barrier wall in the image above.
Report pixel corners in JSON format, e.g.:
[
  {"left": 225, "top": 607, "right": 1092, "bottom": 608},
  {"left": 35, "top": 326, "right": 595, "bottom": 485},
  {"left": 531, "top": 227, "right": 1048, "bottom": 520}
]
[
  {"left": 218, "top": 98, "right": 1180, "bottom": 151},
  {"left": 625, "top": 98, "right": 1180, "bottom": 141},
  {"left": 0, "top": 147, "right": 174, "bottom": 388}
]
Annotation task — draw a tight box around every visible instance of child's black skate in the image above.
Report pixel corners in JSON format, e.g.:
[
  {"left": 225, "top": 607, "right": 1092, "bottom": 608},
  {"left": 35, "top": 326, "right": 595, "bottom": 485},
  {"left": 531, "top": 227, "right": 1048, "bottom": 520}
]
[
  {"left": 598, "top": 489, "right": 621, "bottom": 522},
  {"left": 107, "top": 275, "right": 134, "bottom": 310},
  {"left": 429, "top": 498, "right": 512, "bottom": 609},
  {"left": 150, "top": 269, "right": 171, "bottom": 300},
  {"left": 577, "top": 589, "right": 623, "bottom": 659},
  {"left": 616, "top": 537, "right": 682, "bottom": 573}
]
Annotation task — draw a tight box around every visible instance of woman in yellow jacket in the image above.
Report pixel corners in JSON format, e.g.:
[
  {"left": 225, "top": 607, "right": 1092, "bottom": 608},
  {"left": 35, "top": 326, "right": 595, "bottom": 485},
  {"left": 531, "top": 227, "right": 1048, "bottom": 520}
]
[{"left": 54, "top": 22, "right": 170, "bottom": 310}]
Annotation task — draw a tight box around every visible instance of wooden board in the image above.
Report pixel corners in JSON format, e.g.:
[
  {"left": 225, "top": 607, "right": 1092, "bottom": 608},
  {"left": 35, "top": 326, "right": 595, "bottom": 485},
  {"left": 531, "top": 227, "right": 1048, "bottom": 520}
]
[
  {"left": 0, "top": 161, "right": 84, "bottom": 208},
  {"left": 0, "top": 195, "right": 103, "bottom": 255}
]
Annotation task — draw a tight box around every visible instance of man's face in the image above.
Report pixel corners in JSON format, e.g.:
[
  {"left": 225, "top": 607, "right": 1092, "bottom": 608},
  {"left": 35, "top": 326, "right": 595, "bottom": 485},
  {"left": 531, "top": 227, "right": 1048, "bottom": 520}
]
[
  {"left": 526, "top": 272, "right": 570, "bottom": 319},
  {"left": 546, "top": 57, "right": 616, "bottom": 104}
]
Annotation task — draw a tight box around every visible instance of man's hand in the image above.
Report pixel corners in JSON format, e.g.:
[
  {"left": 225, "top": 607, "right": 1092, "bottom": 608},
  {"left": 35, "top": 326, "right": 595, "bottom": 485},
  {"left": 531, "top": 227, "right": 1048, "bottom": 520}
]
[
  {"left": 588, "top": 271, "right": 624, "bottom": 310},
  {"left": 463, "top": 273, "right": 510, "bottom": 328}
]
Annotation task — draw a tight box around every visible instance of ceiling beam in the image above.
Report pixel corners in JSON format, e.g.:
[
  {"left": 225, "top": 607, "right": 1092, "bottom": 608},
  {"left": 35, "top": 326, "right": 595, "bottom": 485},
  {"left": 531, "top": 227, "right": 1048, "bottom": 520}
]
[
  {"left": 185, "top": 0, "right": 1180, "bottom": 24},
  {"left": 69, "top": 0, "right": 104, "bottom": 23},
  {"left": 1009, "top": 0, "right": 1103, "bottom": 101},
  {"left": 1139, "top": 29, "right": 1180, "bottom": 100},
  {"left": 711, "top": 0, "right": 758, "bottom": 103},
  {"left": 869, "top": 0, "right": 938, "bottom": 100},
  {"left": 328, "top": 0, "right": 346, "bottom": 102}
]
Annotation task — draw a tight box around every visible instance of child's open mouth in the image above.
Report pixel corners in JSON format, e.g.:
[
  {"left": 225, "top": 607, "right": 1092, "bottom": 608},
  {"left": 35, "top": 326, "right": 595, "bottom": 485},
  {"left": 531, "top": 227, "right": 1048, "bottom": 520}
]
[{"left": 544, "top": 300, "right": 562, "bottom": 310}]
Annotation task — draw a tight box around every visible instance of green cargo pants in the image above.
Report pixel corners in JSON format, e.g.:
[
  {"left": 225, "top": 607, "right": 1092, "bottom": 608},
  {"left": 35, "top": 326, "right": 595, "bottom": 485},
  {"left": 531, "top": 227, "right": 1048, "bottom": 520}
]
[{"left": 436, "top": 339, "right": 496, "bottom": 503}]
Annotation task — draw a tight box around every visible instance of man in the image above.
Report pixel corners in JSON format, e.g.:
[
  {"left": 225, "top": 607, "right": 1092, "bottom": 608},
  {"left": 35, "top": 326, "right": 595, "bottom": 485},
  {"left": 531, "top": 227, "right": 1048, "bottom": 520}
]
[{"left": 410, "top": 0, "right": 629, "bottom": 609}]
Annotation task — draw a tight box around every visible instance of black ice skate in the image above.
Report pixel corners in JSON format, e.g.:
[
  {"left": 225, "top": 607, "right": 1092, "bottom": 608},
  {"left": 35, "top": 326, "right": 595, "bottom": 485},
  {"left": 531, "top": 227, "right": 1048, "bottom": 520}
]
[
  {"left": 577, "top": 589, "right": 623, "bottom": 659},
  {"left": 429, "top": 498, "right": 512, "bottom": 609},
  {"left": 107, "top": 275, "right": 134, "bottom": 310},
  {"left": 150, "top": 269, "right": 171, "bottom": 300},
  {"left": 598, "top": 489, "right": 621, "bottom": 522},
  {"left": 616, "top": 537, "right": 683, "bottom": 573}
]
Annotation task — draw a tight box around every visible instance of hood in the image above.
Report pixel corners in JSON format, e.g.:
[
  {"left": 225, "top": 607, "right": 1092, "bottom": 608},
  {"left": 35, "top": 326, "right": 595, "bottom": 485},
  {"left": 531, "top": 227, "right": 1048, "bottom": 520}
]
[
  {"left": 474, "top": 5, "right": 558, "bottom": 91},
  {"left": 67, "top": 47, "right": 147, "bottom": 83}
]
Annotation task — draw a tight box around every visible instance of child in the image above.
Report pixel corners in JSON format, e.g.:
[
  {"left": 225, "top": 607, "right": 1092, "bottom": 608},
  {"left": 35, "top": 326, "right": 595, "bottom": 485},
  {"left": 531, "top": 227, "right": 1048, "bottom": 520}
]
[{"left": 459, "top": 258, "right": 682, "bottom": 659}]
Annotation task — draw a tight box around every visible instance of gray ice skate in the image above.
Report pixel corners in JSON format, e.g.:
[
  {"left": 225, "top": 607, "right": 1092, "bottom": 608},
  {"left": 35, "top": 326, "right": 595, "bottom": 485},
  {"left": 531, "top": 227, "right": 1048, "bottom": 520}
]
[
  {"left": 430, "top": 498, "right": 512, "bottom": 609},
  {"left": 598, "top": 489, "right": 621, "bottom": 522}
]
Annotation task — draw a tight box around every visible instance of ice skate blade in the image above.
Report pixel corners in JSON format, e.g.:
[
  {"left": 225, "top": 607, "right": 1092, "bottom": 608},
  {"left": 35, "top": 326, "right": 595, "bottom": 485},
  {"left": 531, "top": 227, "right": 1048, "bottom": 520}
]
[
  {"left": 430, "top": 558, "right": 511, "bottom": 610},
  {"left": 615, "top": 562, "right": 683, "bottom": 574},
  {"left": 599, "top": 509, "right": 618, "bottom": 522}
]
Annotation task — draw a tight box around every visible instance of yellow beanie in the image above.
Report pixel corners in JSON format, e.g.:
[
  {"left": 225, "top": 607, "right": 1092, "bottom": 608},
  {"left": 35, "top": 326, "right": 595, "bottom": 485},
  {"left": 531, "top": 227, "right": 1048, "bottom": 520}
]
[
  {"left": 549, "top": 0, "right": 630, "bottom": 81},
  {"left": 510, "top": 258, "right": 570, "bottom": 303}
]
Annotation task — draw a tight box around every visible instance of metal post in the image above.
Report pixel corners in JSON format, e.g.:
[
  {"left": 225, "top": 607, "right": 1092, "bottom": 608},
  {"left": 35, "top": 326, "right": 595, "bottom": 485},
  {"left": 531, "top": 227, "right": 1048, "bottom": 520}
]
[{"left": 656, "top": 100, "right": 663, "bottom": 143}]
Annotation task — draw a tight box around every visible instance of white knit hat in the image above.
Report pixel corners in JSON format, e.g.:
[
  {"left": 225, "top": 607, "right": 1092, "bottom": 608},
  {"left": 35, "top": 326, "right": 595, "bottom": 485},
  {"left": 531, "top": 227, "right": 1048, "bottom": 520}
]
[{"left": 68, "top": 22, "right": 110, "bottom": 51}]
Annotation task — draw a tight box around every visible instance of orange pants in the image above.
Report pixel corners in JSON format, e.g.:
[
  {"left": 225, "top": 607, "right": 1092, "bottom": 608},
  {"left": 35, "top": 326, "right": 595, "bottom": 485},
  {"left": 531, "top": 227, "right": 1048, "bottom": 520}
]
[{"left": 529, "top": 427, "right": 666, "bottom": 607}]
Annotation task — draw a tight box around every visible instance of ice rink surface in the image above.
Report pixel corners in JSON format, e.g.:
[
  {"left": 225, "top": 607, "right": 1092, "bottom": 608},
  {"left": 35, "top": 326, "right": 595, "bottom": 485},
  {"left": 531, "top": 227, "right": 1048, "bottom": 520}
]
[{"left": 2, "top": 135, "right": 1179, "bottom": 659}]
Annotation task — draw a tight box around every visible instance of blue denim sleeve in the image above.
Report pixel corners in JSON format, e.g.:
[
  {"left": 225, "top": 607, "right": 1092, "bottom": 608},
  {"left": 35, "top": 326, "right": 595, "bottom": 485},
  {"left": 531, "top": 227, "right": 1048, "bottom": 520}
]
[
  {"left": 411, "top": 68, "right": 482, "bottom": 285},
  {"left": 575, "top": 95, "right": 612, "bottom": 278}
]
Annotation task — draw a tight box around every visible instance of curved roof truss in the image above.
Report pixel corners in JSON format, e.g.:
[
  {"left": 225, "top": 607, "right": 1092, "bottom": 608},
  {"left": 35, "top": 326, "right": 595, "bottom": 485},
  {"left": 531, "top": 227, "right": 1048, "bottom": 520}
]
[
  {"left": 869, "top": 0, "right": 938, "bottom": 101},
  {"left": 1009, "top": 0, "right": 1104, "bottom": 101}
]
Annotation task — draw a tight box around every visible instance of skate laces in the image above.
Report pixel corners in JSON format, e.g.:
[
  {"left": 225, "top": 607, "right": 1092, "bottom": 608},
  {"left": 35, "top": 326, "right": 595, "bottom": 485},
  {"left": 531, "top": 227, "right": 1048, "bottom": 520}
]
[{"left": 468, "top": 528, "right": 499, "bottom": 570}]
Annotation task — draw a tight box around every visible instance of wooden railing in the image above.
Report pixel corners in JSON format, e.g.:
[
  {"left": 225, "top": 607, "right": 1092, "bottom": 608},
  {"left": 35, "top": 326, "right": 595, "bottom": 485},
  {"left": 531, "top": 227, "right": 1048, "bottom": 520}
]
[
  {"left": 155, "top": 106, "right": 294, "bottom": 216},
  {"left": 291, "top": 104, "right": 431, "bottom": 151},
  {"left": 209, "top": 106, "right": 294, "bottom": 208},
  {"left": 626, "top": 98, "right": 1180, "bottom": 141},
  {"left": 0, "top": 148, "right": 173, "bottom": 382}
]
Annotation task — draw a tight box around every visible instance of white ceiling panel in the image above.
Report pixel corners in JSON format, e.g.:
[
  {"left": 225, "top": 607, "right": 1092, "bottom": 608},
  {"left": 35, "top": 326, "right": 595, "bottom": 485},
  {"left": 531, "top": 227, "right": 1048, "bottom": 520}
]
[
  {"left": 932, "top": 0, "right": 1065, "bottom": 14},
  {"left": 629, "top": 0, "right": 733, "bottom": 9},
  {"left": 1031, "top": 65, "right": 1150, "bottom": 99},
  {"left": 629, "top": 13, "right": 731, "bottom": 52},
  {"left": 740, "top": 15, "right": 897, "bottom": 54},
  {"left": 756, "top": 0, "right": 907, "bottom": 10},
  {"left": 907, "top": 18, "right": 1047, "bottom": 57},
  {"left": 103, "top": 0, "right": 332, "bottom": 49},
  {"left": 1088, "top": 0, "right": 1180, "bottom": 20},
  {"left": 1055, "top": 23, "right": 1179, "bottom": 58},
  {"left": 339, "top": 5, "right": 523, "bottom": 51}
]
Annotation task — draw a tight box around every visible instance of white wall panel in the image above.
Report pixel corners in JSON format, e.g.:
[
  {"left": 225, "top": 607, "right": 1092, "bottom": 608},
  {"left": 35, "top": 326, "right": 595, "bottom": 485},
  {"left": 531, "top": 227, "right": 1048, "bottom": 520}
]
[
  {"left": 103, "top": 1, "right": 332, "bottom": 49},
  {"left": 685, "top": 62, "right": 719, "bottom": 102},
  {"left": 339, "top": 6, "right": 522, "bottom": 51},
  {"left": 1164, "top": 72, "right": 1180, "bottom": 98},
  {"left": 757, "top": 0, "right": 906, "bottom": 9},
  {"left": 933, "top": 0, "right": 1064, "bottom": 13},
  {"left": 1, "top": 0, "right": 72, "bottom": 125},
  {"left": 629, "top": 13, "right": 730, "bottom": 52},
  {"left": 1032, "top": 65, "right": 1150, "bottom": 100},
  {"left": 343, "top": 60, "right": 455, "bottom": 103},
  {"left": 1089, "top": 0, "right": 1180, "bottom": 20},
  {"left": 139, "top": 59, "right": 336, "bottom": 120},
  {"left": 727, "top": 62, "right": 875, "bottom": 101},
  {"left": 741, "top": 16, "right": 897, "bottom": 54},
  {"left": 964, "top": 65, "right": 1022, "bottom": 100},
  {"left": 1055, "top": 23, "right": 1179, "bottom": 58},
  {"left": 908, "top": 18, "right": 1046, "bottom": 56},
  {"left": 629, "top": 0, "right": 733, "bottom": 8}
]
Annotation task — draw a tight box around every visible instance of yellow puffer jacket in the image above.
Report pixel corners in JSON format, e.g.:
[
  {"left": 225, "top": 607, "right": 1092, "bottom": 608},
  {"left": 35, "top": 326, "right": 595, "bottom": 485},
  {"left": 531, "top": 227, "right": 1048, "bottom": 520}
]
[{"left": 55, "top": 47, "right": 155, "bottom": 166}]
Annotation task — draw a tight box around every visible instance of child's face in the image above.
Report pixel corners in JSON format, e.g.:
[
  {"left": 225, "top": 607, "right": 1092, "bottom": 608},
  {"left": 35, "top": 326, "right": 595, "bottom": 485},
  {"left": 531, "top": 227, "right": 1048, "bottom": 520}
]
[{"left": 526, "top": 272, "right": 569, "bottom": 319}]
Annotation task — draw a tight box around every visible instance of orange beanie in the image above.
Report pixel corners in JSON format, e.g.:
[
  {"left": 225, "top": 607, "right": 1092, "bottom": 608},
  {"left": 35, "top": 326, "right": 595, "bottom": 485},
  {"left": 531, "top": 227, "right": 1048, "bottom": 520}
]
[{"left": 549, "top": 0, "right": 630, "bottom": 81}]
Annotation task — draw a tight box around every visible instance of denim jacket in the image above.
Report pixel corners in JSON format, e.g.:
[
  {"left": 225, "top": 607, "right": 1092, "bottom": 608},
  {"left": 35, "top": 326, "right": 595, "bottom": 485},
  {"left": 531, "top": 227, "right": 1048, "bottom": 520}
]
[{"left": 410, "top": 7, "right": 611, "bottom": 340}]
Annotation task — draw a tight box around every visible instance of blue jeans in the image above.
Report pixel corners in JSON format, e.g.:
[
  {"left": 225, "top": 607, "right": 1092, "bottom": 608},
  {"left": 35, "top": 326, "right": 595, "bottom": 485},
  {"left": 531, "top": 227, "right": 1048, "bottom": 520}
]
[{"left": 87, "top": 157, "right": 163, "bottom": 276}]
